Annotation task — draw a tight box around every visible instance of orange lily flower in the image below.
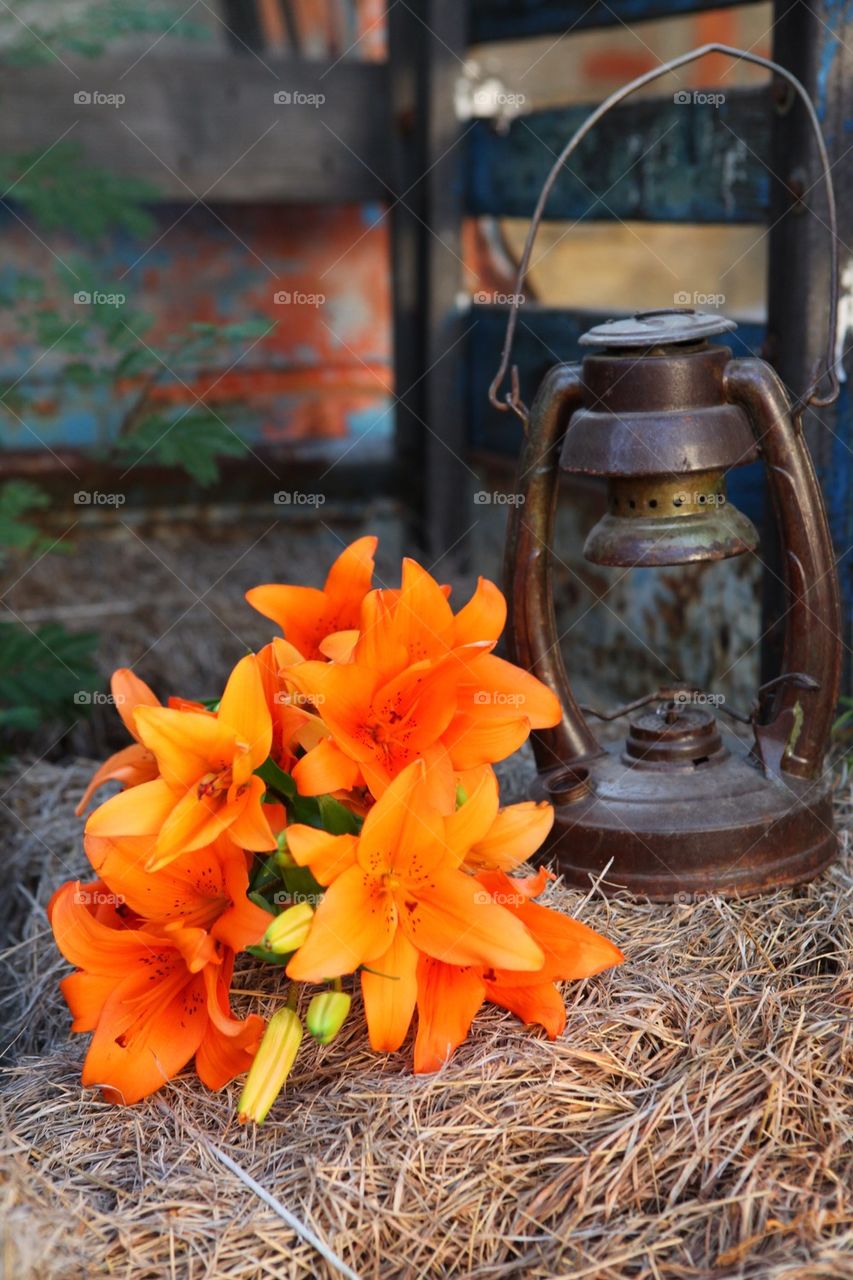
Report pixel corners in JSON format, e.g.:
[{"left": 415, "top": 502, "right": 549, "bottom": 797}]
[
  {"left": 444, "top": 766, "right": 555, "bottom": 873},
  {"left": 282, "top": 765, "right": 546, "bottom": 978},
  {"left": 85, "top": 654, "right": 276, "bottom": 872},
  {"left": 413, "top": 868, "right": 624, "bottom": 1072},
  {"left": 256, "top": 637, "right": 330, "bottom": 772},
  {"left": 246, "top": 535, "right": 377, "bottom": 660},
  {"left": 49, "top": 880, "right": 264, "bottom": 1104},
  {"left": 284, "top": 760, "right": 547, "bottom": 1052},
  {"left": 83, "top": 831, "right": 271, "bottom": 953},
  {"left": 287, "top": 561, "right": 560, "bottom": 804},
  {"left": 75, "top": 669, "right": 160, "bottom": 816}
]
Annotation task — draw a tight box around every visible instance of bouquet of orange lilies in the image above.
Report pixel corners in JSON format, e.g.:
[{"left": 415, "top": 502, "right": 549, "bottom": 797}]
[{"left": 50, "top": 538, "right": 623, "bottom": 1121}]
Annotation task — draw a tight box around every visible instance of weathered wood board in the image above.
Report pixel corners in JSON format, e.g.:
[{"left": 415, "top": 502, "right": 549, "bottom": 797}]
[{"left": 468, "top": 87, "right": 772, "bottom": 223}]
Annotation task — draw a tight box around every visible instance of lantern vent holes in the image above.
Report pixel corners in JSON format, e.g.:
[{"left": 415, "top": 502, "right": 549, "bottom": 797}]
[{"left": 610, "top": 492, "right": 691, "bottom": 513}]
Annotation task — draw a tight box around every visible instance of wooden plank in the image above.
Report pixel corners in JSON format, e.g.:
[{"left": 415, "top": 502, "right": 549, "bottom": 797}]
[
  {"left": 422, "top": 0, "right": 473, "bottom": 563},
  {"left": 471, "top": 0, "right": 749, "bottom": 43},
  {"left": 765, "top": 0, "right": 853, "bottom": 692},
  {"left": 466, "top": 304, "right": 767, "bottom": 466},
  {"left": 0, "top": 53, "right": 390, "bottom": 202},
  {"left": 388, "top": 0, "right": 472, "bottom": 562},
  {"left": 388, "top": 2, "right": 430, "bottom": 548},
  {"left": 468, "top": 86, "right": 772, "bottom": 223}
]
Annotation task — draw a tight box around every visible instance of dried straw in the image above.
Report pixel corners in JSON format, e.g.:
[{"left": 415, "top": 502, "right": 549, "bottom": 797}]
[{"left": 1, "top": 758, "right": 852, "bottom": 1279}]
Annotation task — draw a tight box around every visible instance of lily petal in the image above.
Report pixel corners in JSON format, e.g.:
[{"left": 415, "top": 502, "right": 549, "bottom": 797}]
[
  {"left": 467, "top": 801, "right": 554, "bottom": 872},
  {"left": 111, "top": 667, "right": 160, "bottom": 740},
  {"left": 398, "top": 869, "right": 545, "bottom": 971},
  {"left": 286, "top": 865, "right": 396, "bottom": 981},
  {"left": 217, "top": 654, "right": 272, "bottom": 769},
  {"left": 362, "top": 930, "right": 419, "bottom": 1052},
  {"left": 85, "top": 778, "right": 177, "bottom": 840},
  {"left": 452, "top": 578, "right": 506, "bottom": 648},
  {"left": 134, "top": 707, "right": 236, "bottom": 791},
  {"left": 413, "top": 956, "right": 485, "bottom": 1073},
  {"left": 357, "top": 760, "right": 444, "bottom": 880},
  {"left": 444, "top": 767, "right": 500, "bottom": 865},
  {"left": 292, "top": 736, "right": 362, "bottom": 796},
  {"left": 484, "top": 978, "right": 567, "bottom": 1038},
  {"left": 286, "top": 826, "right": 358, "bottom": 885}
]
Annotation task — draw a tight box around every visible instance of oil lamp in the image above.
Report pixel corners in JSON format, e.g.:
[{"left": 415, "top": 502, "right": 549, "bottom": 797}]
[{"left": 491, "top": 46, "right": 843, "bottom": 898}]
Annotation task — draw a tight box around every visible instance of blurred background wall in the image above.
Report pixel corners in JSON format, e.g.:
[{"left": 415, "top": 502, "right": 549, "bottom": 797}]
[{"left": 1, "top": 0, "right": 849, "bottom": 758}]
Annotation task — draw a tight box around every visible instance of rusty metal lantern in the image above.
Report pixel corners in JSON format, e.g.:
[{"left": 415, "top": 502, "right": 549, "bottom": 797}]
[{"left": 491, "top": 45, "right": 843, "bottom": 899}]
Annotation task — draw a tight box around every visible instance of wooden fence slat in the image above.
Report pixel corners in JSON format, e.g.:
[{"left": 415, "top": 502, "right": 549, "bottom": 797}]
[
  {"left": 471, "top": 0, "right": 750, "bottom": 43},
  {"left": 0, "top": 54, "right": 391, "bottom": 202},
  {"left": 468, "top": 87, "right": 772, "bottom": 223}
]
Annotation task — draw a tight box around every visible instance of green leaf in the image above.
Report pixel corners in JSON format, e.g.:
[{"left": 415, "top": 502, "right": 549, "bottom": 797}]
[
  {"left": 256, "top": 758, "right": 298, "bottom": 799},
  {"left": 279, "top": 865, "right": 323, "bottom": 902},
  {"left": 0, "top": 621, "right": 99, "bottom": 735},
  {"left": 0, "top": 3, "right": 208, "bottom": 70},
  {"left": 0, "top": 480, "right": 53, "bottom": 560},
  {"left": 63, "top": 361, "right": 100, "bottom": 387},
  {"left": 317, "top": 794, "right": 362, "bottom": 835},
  {"left": 248, "top": 889, "right": 277, "bottom": 916},
  {"left": 116, "top": 411, "right": 248, "bottom": 486},
  {"left": 0, "top": 144, "right": 158, "bottom": 241},
  {"left": 245, "top": 944, "right": 292, "bottom": 967},
  {"left": 250, "top": 853, "right": 283, "bottom": 896}
]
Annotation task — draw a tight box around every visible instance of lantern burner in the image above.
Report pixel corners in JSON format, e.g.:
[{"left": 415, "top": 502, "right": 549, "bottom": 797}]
[{"left": 622, "top": 703, "right": 728, "bottom": 771}]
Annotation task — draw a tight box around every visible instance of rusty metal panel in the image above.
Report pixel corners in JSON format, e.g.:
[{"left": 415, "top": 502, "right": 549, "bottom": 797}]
[{"left": 0, "top": 202, "right": 392, "bottom": 462}]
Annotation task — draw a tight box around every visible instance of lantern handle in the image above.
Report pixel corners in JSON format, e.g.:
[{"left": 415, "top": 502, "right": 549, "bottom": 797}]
[{"left": 488, "top": 43, "right": 840, "bottom": 426}]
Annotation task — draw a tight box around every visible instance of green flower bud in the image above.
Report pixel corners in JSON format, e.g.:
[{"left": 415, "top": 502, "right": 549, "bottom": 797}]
[
  {"left": 263, "top": 901, "right": 313, "bottom": 954},
  {"left": 306, "top": 990, "right": 351, "bottom": 1045},
  {"left": 238, "top": 1007, "right": 303, "bottom": 1124},
  {"left": 275, "top": 830, "right": 296, "bottom": 868}
]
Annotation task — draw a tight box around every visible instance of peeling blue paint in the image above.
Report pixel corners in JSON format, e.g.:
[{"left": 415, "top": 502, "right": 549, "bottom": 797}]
[{"left": 346, "top": 401, "right": 394, "bottom": 438}]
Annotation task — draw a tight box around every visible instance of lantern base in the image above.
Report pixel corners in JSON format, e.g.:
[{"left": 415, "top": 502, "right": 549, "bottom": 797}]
[{"left": 532, "top": 741, "right": 837, "bottom": 900}]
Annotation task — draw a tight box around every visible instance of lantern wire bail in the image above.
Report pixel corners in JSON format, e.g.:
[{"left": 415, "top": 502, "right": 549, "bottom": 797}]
[{"left": 488, "top": 43, "right": 841, "bottom": 429}]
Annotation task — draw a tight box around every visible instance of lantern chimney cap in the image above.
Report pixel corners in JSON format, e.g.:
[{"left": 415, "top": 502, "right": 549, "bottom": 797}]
[{"left": 579, "top": 309, "right": 736, "bottom": 351}]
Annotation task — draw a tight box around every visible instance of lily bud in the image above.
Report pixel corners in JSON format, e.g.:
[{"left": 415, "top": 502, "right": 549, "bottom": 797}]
[
  {"left": 306, "top": 990, "right": 352, "bottom": 1045},
  {"left": 238, "top": 1008, "right": 303, "bottom": 1124},
  {"left": 275, "top": 830, "right": 296, "bottom": 868},
  {"left": 263, "top": 902, "right": 313, "bottom": 954}
]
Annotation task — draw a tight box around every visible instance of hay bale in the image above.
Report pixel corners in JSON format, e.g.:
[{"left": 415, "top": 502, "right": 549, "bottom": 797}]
[{"left": 2, "top": 759, "right": 852, "bottom": 1279}]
